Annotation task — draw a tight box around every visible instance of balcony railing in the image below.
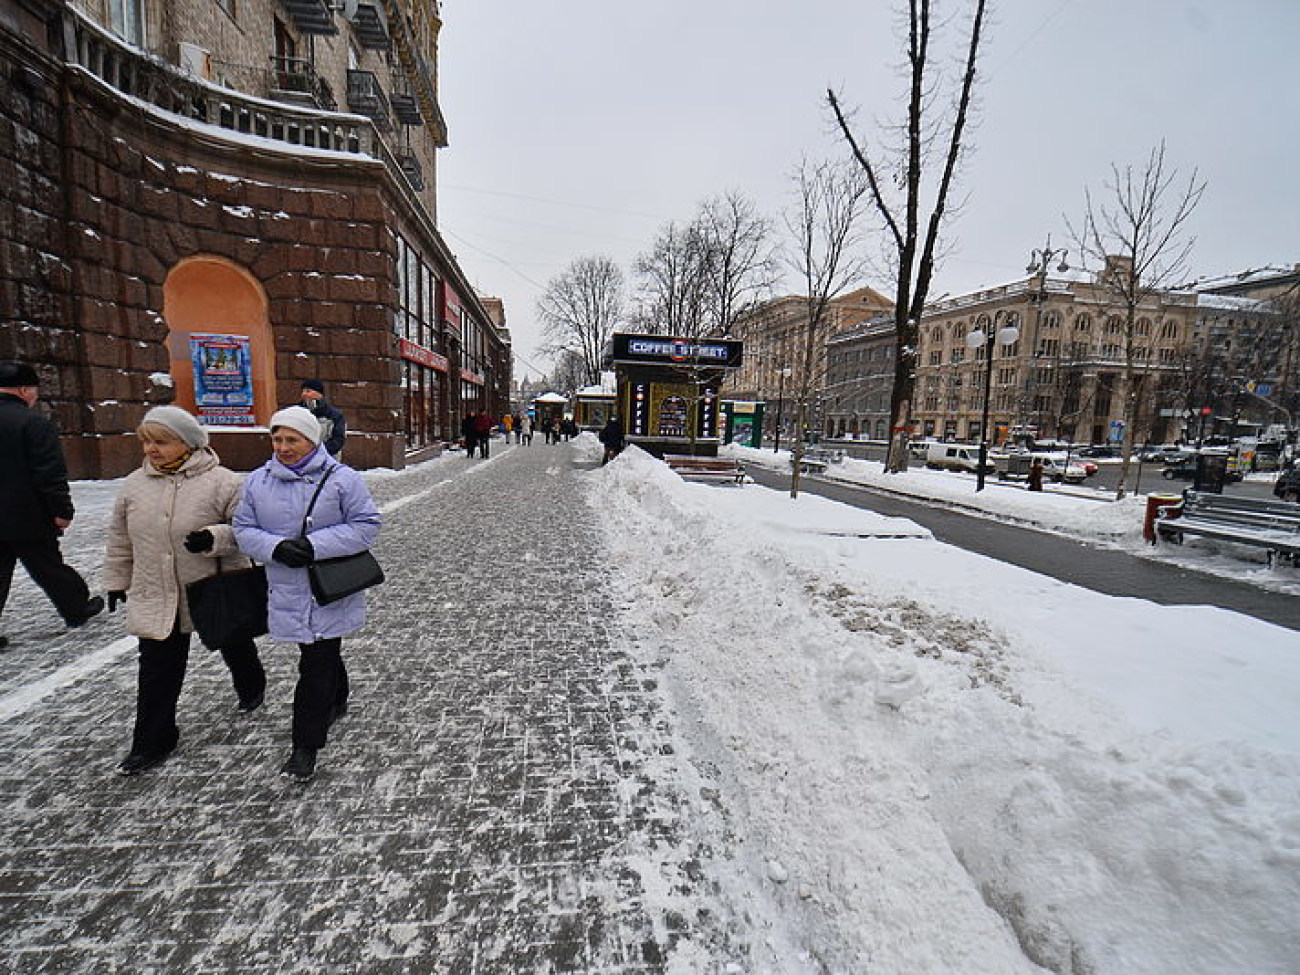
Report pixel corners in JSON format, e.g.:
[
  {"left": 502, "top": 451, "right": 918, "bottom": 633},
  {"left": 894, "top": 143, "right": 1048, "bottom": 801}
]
[
  {"left": 351, "top": 2, "right": 391, "bottom": 50},
  {"left": 346, "top": 69, "right": 391, "bottom": 129},
  {"left": 280, "top": 0, "right": 337, "bottom": 35},
  {"left": 63, "top": 8, "right": 426, "bottom": 192},
  {"left": 268, "top": 56, "right": 336, "bottom": 111},
  {"left": 389, "top": 90, "right": 422, "bottom": 126},
  {"left": 395, "top": 147, "right": 423, "bottom": 191}
]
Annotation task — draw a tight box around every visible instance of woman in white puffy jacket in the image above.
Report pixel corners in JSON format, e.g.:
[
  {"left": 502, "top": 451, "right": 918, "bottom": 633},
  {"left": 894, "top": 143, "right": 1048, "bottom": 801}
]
[{"left": 103, "top": 406, "right": 265, "bottom": 776}]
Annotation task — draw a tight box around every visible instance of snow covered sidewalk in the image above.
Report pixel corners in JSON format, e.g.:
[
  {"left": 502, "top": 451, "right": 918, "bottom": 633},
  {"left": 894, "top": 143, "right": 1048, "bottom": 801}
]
[
  {"left": 3, "top": 436, "right": 1298, "bottom": 973},
  {"left": 0, "top": 442, "right": 745, "bottom": 973}
]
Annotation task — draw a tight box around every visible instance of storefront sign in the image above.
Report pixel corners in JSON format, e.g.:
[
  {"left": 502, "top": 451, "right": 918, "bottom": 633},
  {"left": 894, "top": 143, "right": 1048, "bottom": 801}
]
[
  {"left": 609, "top": 333, "right": 743, "bottom": 368},
  {"left": 400, "top": 338, "right": 448, "bottom": 372},
  {"left": 629, "top": 382, "right": 650, "bottom": 436},
  {"left": 460, "top": 368, "right": 483, "bottom": 385},
  {"left": 190, "top": 333, "right": 255, "bottom": 425}
]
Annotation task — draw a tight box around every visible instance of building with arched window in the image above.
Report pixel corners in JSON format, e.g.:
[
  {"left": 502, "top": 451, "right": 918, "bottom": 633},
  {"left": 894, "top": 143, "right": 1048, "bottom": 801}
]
[{"left": 1, "top": 0, "right": 510, "bottom": 477}]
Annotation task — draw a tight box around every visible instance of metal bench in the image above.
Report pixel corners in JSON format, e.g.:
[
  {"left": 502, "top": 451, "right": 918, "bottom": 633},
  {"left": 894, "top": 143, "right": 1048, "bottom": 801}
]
[
  {"left": 793, "top": 446, "right": 846, "bottom": 474},
  {"left": 1155, "top": 491, "right": 1300, "bottom": 566},
  {"left": 663, "top": 454, "right": 747, "bottom": 484}
]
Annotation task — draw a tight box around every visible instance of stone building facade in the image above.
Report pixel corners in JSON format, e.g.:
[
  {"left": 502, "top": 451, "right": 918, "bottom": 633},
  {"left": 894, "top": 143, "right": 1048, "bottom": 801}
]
[
  {"left": 824, "top": 317, "right": 896, "bottom": 441},
  {"left": 726, "top": 287, "right": 893, "bottom": 442},
  {"left": 1, "top": 0, "right": 508, "bottom": 477},
  {"left": 912, "top": 269, "right": 1203, "bottom": 447}
]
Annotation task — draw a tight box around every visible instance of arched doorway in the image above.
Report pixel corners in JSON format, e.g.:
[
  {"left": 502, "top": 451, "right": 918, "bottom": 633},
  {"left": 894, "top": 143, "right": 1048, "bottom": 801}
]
[{"left": 163, "top": 256, "right": 275, "bottom": 425}]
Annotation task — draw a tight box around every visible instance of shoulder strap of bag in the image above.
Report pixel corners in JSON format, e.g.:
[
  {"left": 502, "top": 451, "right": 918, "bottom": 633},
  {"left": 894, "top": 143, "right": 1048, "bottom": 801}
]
[{"left": 300, "top": 464, "right": 336, "bottom": 536}]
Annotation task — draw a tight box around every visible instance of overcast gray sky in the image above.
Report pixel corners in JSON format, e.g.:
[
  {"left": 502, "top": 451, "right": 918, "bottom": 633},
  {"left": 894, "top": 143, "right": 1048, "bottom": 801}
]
[{"left": 436, "top": 0, "right": 1300, "bottom": 381}]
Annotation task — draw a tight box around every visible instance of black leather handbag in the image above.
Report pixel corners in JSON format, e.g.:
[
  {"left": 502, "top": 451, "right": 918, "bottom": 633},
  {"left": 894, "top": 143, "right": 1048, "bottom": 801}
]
[
  {"left": 301, "top": 466, "right": 385, "bottom": 606},
  {"left": 186, "top": 561, "right": 269, "bottom": 648}
]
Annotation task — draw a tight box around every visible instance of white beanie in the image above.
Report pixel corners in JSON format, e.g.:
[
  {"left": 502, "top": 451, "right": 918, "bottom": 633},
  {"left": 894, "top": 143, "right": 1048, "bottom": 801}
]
[
  {"left": 142, "top": 406, "right": 209, "bottom": 449},
  {"left": 269, "top": 405, "right": 322, "bottom": 445}
]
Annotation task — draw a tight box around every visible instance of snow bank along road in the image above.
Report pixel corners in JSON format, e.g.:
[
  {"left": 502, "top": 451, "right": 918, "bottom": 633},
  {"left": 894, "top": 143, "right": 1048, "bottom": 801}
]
[{"left": 745, "top": 464, "right": 1300, "bottom": 631}]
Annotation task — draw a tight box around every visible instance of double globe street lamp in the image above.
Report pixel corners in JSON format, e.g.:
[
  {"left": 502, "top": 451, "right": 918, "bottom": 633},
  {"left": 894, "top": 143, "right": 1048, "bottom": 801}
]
[{"left": 965, "top": 316, "right": 1021, "bottom": 491}]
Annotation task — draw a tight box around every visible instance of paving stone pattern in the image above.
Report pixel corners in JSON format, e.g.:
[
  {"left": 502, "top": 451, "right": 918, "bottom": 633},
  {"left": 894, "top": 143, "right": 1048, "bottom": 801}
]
[{"left": 0, "top": 442, "right": 747, "bottom": 973}]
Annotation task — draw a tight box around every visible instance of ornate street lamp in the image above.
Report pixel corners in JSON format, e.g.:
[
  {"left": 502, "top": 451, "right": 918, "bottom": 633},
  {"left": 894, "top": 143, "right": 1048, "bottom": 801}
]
[
  {"left": 966, "top": 317, "right": 1021, "bottom": 491},
  {"left": 773, "top": 367, "right": 793, "bottom": 454}
]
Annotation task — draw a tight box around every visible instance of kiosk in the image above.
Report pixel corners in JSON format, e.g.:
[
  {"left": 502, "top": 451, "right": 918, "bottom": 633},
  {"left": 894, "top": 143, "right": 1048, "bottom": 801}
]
[{"left": 606, "top": 333, "right": 744, "bottom": 458}]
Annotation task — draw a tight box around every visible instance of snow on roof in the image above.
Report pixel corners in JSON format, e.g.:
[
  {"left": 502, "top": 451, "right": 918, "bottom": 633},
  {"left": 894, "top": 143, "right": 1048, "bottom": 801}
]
[
  {"left": 534, "top": 391, "right": 568, "bottom": 403},
  {"left": 1195, "top": 293, "right": 1270, "bottom": 313}
]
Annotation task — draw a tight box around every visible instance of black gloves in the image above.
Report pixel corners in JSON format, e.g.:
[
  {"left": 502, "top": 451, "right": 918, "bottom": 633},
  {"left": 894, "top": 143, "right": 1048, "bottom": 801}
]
[
  {"left": 108, "top": 590, "right": 128, "bottom": 613},
  {"left": 184, "top": 529, "right": 214, "bottom": 553},
  {"left": 272, "top": 537, "right": 316, "bottom": 568}
]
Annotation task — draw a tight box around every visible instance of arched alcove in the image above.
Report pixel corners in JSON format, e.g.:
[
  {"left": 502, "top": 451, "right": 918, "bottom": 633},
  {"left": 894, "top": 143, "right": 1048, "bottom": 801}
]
[{"left": 162, "top": 256, "right": 275, "bottom": 426}]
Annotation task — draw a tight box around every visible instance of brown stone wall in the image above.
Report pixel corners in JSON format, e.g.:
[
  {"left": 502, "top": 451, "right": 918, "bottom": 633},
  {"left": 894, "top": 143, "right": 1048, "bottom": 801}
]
[
  {"left": 3, "top": 54, "right": 409, "bottom": 477},
  {"left": 0, "top": 21, "right": 92, "bottom": 467}
]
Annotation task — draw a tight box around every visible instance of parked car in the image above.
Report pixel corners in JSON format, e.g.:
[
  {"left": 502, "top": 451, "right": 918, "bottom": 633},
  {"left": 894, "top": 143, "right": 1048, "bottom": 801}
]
[
  {"left": 925, "top": 442, "right": 994, "bottom": 474},
  {"left": 1161, "top": 454, "right": 1244, "bottom": 483},
  {"left": 1077, "top": 444, "right": 1119, "bottom": 458},
  {"left": 1274, "top": 466, "right": 1300, "bottom": 502},
  {"left": 1074, "top": 457, "right": 1099, "bottom": 476},
  {"left": 1033, "top": 454, "right": 1089, "bottom": 484},
  {"left": 1140, "top": 445, "right": 1194, "bottom": 464}
]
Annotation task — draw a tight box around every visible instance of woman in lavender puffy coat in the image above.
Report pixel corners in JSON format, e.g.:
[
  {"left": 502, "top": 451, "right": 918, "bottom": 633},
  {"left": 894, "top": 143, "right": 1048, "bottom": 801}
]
[{"left": 234, "top": 406, "right": 380, "bottom": 783}]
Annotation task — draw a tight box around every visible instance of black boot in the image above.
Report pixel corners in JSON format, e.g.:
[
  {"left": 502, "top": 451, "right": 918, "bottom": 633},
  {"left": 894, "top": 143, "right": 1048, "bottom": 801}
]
[
  {"left": 280, "top": 747, "right": 316, "bottom": 782},
  {"left": 115, "top": 748, "right": 173, "bottom": 776}
]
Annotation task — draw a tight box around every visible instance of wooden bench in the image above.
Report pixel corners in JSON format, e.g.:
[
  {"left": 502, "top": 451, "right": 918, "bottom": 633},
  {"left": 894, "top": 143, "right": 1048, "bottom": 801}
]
[
  {"left": 663, "top": 454, "right": 747, "bottom": 484},
  {"left": 793, "top": 446, "right": 846, "bottom": 474},
  {"left": 1156, "top": 491, "right": 1300, "bottom": 566}
]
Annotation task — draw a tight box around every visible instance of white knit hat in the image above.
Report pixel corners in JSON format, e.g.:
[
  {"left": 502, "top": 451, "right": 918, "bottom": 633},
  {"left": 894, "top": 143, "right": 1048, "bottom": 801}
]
[
  {"left": 141, "top": 406, "right": 209, "bottom": 448},
  {"left": 269, "top": 405, "right": 322, "bottom": 445}
]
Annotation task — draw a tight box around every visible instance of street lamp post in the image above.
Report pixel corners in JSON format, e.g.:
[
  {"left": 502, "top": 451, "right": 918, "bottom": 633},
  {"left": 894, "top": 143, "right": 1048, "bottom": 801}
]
[
  {"left": 966, "top": 317, "right": 1021, "bottom": 491},
  {"left": 773, "top": 367, "right": 792, "bottom": 453}
]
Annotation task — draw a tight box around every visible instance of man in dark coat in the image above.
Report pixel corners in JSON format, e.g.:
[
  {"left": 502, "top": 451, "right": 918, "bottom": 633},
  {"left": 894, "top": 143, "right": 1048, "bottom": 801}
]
[
  {"left": 0, "top": 362, "right": 104, "bottom": 649},
  {"left": 598, "top": 415, "right": 625, "bottom": 465},
  {"left": 460, "top": 411, "right": 478, "bottom": 457},
  {"left": 299, "top": 379, "right": 347, "bottom": 457}
]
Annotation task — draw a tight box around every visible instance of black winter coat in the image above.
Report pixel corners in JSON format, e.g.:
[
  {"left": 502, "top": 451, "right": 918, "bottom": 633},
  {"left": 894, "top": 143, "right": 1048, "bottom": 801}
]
[
  {"left": 304, "top": 397, "right": 347, "bottom": 455},
  {"left": 0, "top": 393, "right": 74, "bottom": 540}
]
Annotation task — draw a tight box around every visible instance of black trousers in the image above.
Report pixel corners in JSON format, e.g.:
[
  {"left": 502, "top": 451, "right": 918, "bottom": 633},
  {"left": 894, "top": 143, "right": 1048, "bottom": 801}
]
[
  {"left": 0, "top": 536, "right": 92, "bottom": 625},
  {"left": 131, "top": 624, "right": 265, "bottom": 757},
  {"left": 293, "top": 638, "right": 348, "bottom": 750}
]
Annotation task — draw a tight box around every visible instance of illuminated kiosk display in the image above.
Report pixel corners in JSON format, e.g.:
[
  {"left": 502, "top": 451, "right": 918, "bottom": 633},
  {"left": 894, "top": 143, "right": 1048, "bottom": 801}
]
[{"left": 605, "top": 333, "right": 744, "bottom": 458}]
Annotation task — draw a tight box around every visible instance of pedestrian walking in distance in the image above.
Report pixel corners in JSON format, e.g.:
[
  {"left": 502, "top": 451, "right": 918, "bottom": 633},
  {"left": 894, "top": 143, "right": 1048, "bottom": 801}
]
[
  {"left": 519, "top": 413, "right": 533, "bottom": 445},
  {"left": 460, "top": 411, "right": 478, "bottom": 458},
  {"left": 104, "top": 406, "right": 266, "bottom": 776},
  {"left": 234, "top": 406, "right": 381, "bottom": 783},
  {"left": 598, "top": 415, "right": 626, "bottom": 466},
  {"left": 1028, "top": 458, "right": 1044, "bottom": 492},
  {"left": 0, "top": 362, "right": 103, "bottom": 650},
  {"left": 299, "top": 378, "right": 347, "bottom": 457},
  {"left": 473, "top": 410, "right": 494, "bottom": 458}
]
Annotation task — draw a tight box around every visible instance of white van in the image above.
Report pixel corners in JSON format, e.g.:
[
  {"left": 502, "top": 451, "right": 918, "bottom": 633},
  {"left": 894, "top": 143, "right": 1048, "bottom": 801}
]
[{"left": 924, "top": 442, "right": 993, "bottom": 474}]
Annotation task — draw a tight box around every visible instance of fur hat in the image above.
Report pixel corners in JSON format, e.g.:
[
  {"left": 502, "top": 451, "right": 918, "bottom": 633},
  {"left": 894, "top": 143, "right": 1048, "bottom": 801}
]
[
  {"left": 141, "top": 406, "right": 209, "bottom": 448},
  {"left": 269, "top": 405, "right": 322, "bottom": 445},
  {"left": 301, "top": 378, "right": 326, "bottom": 395},
  {"left": 0, "top": 362, "right": 40, "bottom": 387}
]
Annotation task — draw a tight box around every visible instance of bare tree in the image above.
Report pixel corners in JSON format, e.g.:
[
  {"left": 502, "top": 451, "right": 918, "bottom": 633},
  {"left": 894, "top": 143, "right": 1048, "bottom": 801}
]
[
  {"left": 785, "top": 157, "right": 871, "bottom": 498},
  {"left": 1068, "top": 141, "right": 1206, "bottom": 498},
  {"left": 828, "top": 0, "right": 990, "bottom": 473},
  {"left": 536, "top": 256, "right": 625, "bottom": 387},
  {"left": 547, "top": 348, "right": 588, "bottom": 398},
  {"left": 632, "top": 221, "right": 712, "bottom": 338},
  {"left": 695, "top": 191, "right": 781, "bottom": 335}
]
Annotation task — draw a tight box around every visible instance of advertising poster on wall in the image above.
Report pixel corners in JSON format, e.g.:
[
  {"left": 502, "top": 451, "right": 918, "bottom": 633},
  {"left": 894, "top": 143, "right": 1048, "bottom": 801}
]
[{"left": 190, "top": 333, "right": 255, "bottom": 425}]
